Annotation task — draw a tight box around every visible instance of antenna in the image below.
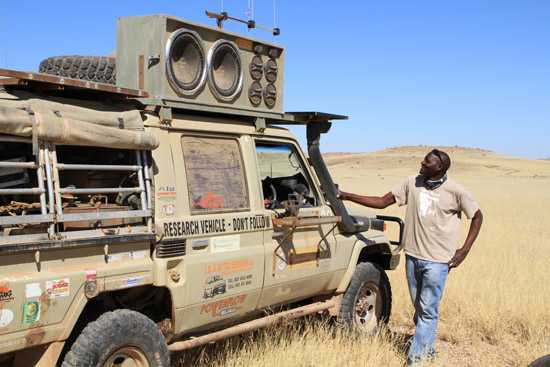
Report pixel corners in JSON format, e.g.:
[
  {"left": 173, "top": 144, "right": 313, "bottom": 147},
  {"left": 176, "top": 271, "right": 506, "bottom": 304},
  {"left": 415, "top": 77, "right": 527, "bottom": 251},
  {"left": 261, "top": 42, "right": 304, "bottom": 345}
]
[{"left": 205, "top": 9, "right": 280, "bottom": 36}]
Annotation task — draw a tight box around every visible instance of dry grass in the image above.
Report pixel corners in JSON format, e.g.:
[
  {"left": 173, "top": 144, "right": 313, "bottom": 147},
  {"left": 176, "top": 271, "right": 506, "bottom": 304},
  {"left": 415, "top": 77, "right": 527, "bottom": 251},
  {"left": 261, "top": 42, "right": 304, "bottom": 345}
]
[{"left": 174, "top": 147, "right": 550, "bottom": 366}]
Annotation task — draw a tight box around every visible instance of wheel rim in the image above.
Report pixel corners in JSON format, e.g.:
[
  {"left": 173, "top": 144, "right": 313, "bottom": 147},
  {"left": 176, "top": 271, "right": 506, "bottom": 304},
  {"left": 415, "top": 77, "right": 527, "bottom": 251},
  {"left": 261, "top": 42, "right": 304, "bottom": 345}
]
[
  {"left": 103, "top": 346, "right": 150, "bottom": 367},
  {"left": 354, "top": 282, "right": 381, "bottom": 330}
]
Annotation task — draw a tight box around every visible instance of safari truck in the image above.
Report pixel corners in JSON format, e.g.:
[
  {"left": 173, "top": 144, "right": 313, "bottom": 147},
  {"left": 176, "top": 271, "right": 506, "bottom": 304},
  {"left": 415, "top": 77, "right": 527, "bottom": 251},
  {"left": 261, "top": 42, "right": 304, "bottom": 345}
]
[{"left": 0, "top": 13, "right": 403, "bottom": 366}]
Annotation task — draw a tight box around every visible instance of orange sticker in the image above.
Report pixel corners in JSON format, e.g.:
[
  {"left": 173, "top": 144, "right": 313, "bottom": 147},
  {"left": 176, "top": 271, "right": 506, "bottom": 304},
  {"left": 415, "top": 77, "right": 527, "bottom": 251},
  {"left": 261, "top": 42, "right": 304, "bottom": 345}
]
[
  {"left": 206, "top": 259, "right": 253, "bottom": 276},
  {"left": 200, "top": 294, "right": 247, "bottom": 317}
]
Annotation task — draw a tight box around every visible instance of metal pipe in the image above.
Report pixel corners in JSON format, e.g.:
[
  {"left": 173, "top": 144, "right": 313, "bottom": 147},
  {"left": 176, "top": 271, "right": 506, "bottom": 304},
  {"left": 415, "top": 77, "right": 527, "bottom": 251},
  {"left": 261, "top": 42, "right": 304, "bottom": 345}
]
[
  {"left": 36, "top": 147, "right": 47, "bottom": 215},
  {"left": 0, "top": 135, "right": 32, "bottom": 143},
  {"left": 0, "top": 161, "right": 37, "bottom": 169},
  {"left": 44, "top": 145, "right": 57, "bottom": 237},
  {"left": 272, "top": 216, "right": 341, "bottom": 228},
  {"left": 141, "top": 151, "right": 153, "bottom": 211},
  {"left": 168, "top": 300, "right": 335, "bottom": 352},
  {"left": 135, "top": 151, "right": 148, "bottom": 213},
  {"left": 49, "top": 146, "right": 64, "bottom": 221},
  {"left": 56, "top": 163, "right": 141, "bottom": 171},
  {"left": 0, "top": 188, "right": 43, "bottom": 195},
  {"left": 58, "top": 210, "right": 150, "bottom": 223},
  {"left": 140, "top": 151, "right": 153, "bottom": 231},
  {"left": 0, "top": 214, "right": 53, "bottom": 226},
  {"left": 58, "top": 187, "right": 141, "bottom": 195}
]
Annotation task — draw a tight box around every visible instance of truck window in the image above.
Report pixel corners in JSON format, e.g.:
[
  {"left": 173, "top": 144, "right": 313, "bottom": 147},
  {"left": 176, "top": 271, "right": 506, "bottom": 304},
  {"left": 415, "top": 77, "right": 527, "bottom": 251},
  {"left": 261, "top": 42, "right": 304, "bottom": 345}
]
[
  {"left": 255, "top": 142, "right": 318, "bottom": 209},
  {"left": 181, "top": 136, "right": 249, "bottom": 214}
]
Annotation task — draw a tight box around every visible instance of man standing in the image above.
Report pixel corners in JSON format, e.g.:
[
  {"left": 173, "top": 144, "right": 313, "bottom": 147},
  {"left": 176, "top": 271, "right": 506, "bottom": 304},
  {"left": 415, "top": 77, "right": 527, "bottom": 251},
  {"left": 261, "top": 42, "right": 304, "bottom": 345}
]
[{"left": 338, "top": 149, "right": 483, "bottom": 365}]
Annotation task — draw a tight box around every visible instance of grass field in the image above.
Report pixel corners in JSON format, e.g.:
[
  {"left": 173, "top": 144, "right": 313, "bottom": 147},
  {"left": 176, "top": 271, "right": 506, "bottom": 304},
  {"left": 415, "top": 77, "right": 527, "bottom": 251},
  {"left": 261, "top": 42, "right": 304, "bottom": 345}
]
[{"left": 174, "top": 147, "right": 550, "bottom": 366}]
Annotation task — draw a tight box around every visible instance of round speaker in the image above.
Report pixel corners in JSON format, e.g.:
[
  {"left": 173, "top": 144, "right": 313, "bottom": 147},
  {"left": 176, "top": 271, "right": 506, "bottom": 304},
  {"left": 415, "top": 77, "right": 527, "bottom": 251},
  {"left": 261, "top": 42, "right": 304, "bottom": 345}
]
[
  {"left": 248, "top": 81, "right": 262, "bottom": 106},
  {"left": 165, "top": 29, "right": 207, "bottom": 96},
  {"left": 249, "top": 55, "right": 263, "bottom": 81},
  {"left": 263, "top": 83, "right": 277, "bottom": 108},
  {"left": 207, "top": 40, "right": 243, "bottom": 101},
  {"left": 264, "top": 58, "right": 278, "bottom": 83}
]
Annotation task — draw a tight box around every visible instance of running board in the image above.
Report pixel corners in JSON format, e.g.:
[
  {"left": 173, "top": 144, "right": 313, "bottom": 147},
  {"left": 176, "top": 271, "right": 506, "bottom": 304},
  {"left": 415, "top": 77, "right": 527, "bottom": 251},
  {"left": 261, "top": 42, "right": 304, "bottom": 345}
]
[{"left": 167, "top": 300, "right": 336, "bottom": 352}]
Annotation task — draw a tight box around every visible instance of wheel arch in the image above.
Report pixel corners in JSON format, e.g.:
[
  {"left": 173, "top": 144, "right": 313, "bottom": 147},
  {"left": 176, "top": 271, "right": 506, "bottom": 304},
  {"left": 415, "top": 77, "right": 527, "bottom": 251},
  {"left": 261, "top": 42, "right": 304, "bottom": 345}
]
[
  {"left": 335, "top": 236, "right": 400, "bottom": 294},
  {"left": 56, "top": 285, "right": 173, "bottom": 365}
]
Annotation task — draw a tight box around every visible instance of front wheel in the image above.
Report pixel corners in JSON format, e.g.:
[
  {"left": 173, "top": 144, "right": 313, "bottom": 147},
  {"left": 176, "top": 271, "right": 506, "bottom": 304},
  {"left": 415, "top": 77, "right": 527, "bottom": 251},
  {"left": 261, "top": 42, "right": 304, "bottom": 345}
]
[
  {"left": 61, "top": 309, "right": 170, "bottom": 367},
  {"left": 338, "top": 262, "right": 392, "bottom": 333}
]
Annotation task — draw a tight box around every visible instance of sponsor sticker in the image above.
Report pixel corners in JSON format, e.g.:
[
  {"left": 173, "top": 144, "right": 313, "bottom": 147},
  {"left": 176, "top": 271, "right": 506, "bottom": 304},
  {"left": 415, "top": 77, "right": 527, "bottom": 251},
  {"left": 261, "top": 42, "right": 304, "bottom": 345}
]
[
  {"left": 22, "top": 301, "right": 40, "bottom": 325},
  {"left": 211, "top": 235, "right": 240, "bottom": 253},
  {"left": 226, "top": 274, "right": 253, "bottom": 290},
  {"left": 46, "top": 278, "right": 70, "bottom": 299},
  {"left": 206, "top": 259, "right": 253, "bottom": 276},
  {"left": 203, "top": 274, "right": 227, "bottom": 299},
  {"left": 0, "top": 286, "right": 14, "bottom": 302},
  {"left": 0, "top": 309, "right": 14, "bottom": 327},
  {"left": 125, "top": 276, "right": 144, "bottom": 287},
  {"left": 25, "top": 283, "right": 42, "bottom": 299},
  {"left": 85, "top": 269, "right": 97, "bottom": 281},
  {"left": 157, "top": 185, "right": 177, "bottom": 198},
  {"left": 130, "top": 250, "right": 148, "bottom": 260},
  {"left": 200, "top": 295, "right": 247, "bottom": 317},
  {"left": 161, "top": 202, "right": 176, "bottom": 216}
]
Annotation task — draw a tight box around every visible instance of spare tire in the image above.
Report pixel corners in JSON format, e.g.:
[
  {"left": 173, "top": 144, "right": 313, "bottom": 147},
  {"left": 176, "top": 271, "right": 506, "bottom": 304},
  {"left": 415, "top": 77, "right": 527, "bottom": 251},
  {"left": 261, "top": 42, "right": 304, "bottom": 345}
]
[{"left": 39, "top": 56, "right": 116, "bottom": 85}]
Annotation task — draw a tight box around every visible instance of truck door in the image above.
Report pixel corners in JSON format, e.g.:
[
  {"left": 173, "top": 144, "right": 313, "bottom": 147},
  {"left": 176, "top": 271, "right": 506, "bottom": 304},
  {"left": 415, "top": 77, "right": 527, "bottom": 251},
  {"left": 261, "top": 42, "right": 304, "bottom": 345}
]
[
  {"left": 254, "top": 140, "right": 339, "bottom": 308},
  {"left": 160, "top": 133, "right": 266, "bottom": 333}
]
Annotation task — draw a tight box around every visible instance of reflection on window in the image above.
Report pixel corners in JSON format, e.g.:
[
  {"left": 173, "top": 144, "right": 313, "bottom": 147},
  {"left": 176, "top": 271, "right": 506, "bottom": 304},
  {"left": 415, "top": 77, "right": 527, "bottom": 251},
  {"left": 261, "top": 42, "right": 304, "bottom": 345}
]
[
  {"left": 182, "top": 136, "right": 249, "bottom": 213},
  {"left": 256, "top": 143, "right": 317, "bottom": 209}
]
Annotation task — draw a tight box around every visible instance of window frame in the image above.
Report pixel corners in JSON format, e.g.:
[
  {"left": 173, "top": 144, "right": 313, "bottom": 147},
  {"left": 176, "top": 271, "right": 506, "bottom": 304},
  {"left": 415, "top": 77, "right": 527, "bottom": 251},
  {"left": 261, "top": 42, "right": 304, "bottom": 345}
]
[
  {"left": 181, "top": 133, "right": 251, "bottom": 215},
  {"left": 254, "top": 138, "right": 322, "bottom": 209}
]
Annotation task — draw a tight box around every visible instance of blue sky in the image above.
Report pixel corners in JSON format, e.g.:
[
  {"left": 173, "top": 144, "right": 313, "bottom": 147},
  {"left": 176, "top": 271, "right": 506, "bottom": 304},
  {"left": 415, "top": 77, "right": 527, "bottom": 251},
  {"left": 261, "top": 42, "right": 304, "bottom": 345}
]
[{"left": 1, "top": 1, "right": 549, "bottom": 158}]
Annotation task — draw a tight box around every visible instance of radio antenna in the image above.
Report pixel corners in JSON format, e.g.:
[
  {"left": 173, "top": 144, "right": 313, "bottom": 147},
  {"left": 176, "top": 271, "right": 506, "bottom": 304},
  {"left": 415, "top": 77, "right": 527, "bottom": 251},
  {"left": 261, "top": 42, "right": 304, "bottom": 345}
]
[
  {"left": 273, "top": 0, "right": 277, "bottom": 30},
  {"left": 205, "top": 9, "right": 280, "bottom": 36}
]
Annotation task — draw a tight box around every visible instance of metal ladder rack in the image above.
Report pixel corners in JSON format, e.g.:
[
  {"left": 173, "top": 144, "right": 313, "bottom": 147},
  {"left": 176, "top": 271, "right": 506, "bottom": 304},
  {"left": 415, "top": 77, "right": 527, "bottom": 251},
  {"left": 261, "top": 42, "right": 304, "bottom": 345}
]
[
  {"left": 0, "top": 136, "right": 54, "bottom": 232},
  {"left": 50, "top": 147, "right": 152, "bottom": 231},
  {"left": 0, "top": 138, "right": 153, "bottom": 242}
]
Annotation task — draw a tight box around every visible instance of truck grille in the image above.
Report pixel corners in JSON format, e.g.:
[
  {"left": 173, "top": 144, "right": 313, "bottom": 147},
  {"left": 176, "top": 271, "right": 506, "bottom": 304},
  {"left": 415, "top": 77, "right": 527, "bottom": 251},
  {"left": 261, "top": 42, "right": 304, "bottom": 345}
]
[{"left": 156, "top": 239, "right": 186, "bottom": 258}]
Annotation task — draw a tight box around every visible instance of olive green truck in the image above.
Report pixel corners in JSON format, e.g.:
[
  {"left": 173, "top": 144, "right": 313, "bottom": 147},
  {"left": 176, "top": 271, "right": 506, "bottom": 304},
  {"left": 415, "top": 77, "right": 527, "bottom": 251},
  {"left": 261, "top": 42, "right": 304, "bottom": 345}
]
[{"left": 0, "top": 14, "right": 403, "bottom": 366}]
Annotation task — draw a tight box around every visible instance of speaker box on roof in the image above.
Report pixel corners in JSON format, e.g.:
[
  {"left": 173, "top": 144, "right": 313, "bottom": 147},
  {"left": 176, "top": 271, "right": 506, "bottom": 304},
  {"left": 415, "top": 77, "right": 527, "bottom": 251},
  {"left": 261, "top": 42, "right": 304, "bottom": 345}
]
[{"left": 116, "top": 15, "right": 284, "bottom": 116}]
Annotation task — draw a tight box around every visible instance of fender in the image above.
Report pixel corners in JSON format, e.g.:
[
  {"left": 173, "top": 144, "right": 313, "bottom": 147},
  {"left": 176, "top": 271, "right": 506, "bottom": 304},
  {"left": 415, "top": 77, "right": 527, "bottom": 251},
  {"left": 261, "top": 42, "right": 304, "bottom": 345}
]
[{"left": 335, "top": 234, "right": 396, "bottom": 293}]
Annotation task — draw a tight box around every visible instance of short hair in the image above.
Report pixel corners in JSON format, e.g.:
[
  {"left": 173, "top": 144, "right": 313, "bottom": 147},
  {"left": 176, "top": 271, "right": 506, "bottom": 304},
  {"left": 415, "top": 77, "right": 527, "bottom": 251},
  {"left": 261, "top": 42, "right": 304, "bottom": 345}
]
[{"left": 429, "top": 149, "right": 451, "bottom": 173}]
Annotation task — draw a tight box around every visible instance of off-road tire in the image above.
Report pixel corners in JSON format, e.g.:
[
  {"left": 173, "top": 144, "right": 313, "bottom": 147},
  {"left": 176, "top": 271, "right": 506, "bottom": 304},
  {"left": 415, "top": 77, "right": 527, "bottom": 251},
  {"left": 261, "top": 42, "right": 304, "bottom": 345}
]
[
  {"left": 338, "top": 262, "right": 392, "bottom": 334},
  {"left": 39, "top": 56, "right": 116, "bottom": 85},
  {"left": 61, "top": 309, "right": 170, "bottom": 367},
  {"left": 529, "top": 355, "right": 550, "bottom": 367}
]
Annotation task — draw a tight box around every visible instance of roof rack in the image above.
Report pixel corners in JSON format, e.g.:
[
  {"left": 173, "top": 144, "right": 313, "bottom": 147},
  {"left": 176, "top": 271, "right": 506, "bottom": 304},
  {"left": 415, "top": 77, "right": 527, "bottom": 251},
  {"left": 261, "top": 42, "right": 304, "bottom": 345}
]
[
  {"left": 268, "top": 112, "right": 348, "bottom": 125},
  {"left": 0, "top": 68, "right": 148, "bottom": 98},
  {"left": 0, "top": 68, "right": 348, "bottom": 128}
]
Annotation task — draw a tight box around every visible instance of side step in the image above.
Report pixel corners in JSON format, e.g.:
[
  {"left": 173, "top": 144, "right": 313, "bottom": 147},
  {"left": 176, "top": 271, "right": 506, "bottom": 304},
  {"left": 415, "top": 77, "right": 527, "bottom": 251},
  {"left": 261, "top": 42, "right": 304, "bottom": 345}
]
[{"left": 168, "top": 300, "right": 336, "bottom": 352}]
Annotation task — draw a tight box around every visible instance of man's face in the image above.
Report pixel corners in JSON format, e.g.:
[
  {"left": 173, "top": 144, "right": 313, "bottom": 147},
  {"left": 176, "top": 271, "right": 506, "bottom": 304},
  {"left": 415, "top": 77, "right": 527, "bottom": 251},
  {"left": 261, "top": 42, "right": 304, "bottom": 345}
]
[{"left": 420, "top": 153, "right": 443, "bottom": 178}]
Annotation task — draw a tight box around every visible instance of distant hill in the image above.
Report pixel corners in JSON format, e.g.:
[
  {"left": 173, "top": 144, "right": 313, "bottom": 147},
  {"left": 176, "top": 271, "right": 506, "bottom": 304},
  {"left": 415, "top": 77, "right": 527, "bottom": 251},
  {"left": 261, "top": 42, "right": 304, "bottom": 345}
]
[{"left": 323, "top": 146, "right": 550, "bottom": 179}]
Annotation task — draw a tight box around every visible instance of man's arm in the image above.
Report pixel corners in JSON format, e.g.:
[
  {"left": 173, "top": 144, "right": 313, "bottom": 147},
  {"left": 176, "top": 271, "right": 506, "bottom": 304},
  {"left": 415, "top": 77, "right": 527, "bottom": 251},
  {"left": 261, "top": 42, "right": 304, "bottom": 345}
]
[
  {"left": 338, "top": 191, "right": 396, "bottom": 209},
  {"left": 448, "top": 209, "right": 483, "bottom": 269}
]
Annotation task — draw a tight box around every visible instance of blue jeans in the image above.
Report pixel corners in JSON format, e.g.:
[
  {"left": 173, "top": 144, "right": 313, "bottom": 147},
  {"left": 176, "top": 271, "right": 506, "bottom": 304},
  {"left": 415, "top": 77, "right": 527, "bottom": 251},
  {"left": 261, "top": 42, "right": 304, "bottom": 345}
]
[{"left": 405, "top": 255, "right": 449, "bottom": 365}]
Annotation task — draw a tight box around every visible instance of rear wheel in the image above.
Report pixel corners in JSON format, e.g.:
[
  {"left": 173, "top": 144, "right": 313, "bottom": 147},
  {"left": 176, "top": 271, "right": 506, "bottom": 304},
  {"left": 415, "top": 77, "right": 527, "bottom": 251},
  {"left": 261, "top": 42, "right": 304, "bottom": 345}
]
[
  {"left": 338, "top": 262, "right": 392, "bottom": 333},
  {"left": 61, "top": 309, "right": 169, "bottom": 367}
]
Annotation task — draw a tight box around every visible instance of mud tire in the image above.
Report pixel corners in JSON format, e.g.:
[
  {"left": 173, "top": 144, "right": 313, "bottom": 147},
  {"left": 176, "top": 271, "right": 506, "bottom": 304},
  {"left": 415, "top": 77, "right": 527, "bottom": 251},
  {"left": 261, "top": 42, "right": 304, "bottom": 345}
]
[
  {"left": 61, "top": 309, "right": 170, "bottom": 367},
  {"left": 39, "top": 56, "right": 116, "bottom": 85},
  {"left": 338, "top": 262, "right": 392, "bottom": 334},
  {"left": 529, "top": 355, "right": 550, "bottom": 367}
]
